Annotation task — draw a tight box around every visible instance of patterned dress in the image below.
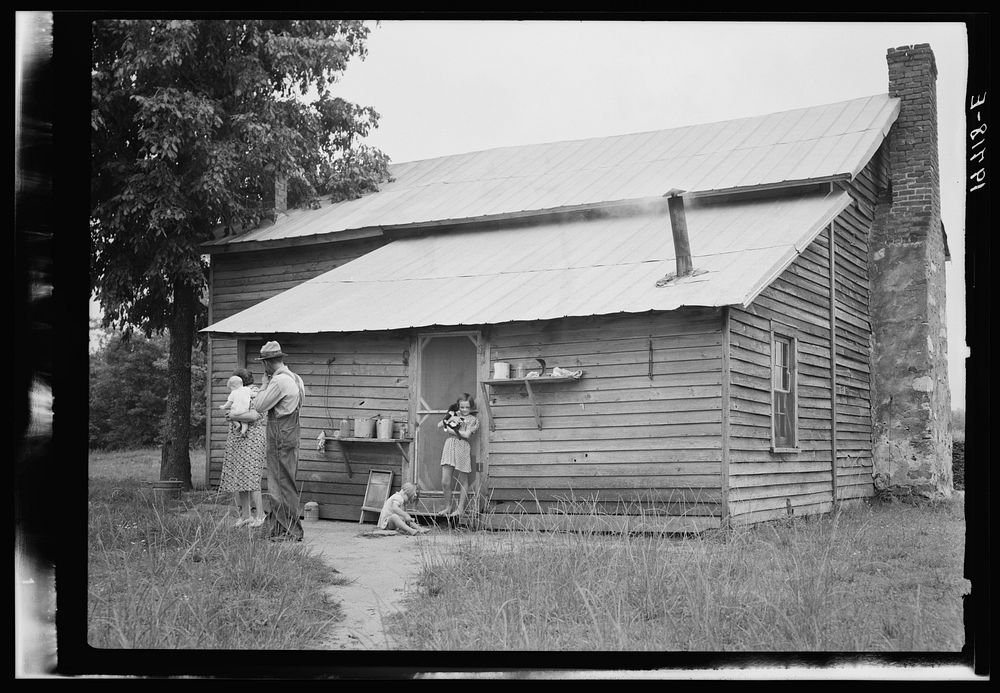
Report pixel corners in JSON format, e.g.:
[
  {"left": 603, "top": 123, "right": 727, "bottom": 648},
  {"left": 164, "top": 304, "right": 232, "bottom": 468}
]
[
  {"left": 218, "top": 386, "right": 267, "bottom": 493},
  {"left": 439, "top": 414, "right": 480, "bottom": 474}
]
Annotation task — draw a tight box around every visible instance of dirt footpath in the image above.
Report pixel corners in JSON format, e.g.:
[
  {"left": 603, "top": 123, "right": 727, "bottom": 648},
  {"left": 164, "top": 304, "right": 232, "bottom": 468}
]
[{"left": 303, "top": 520, "right": 502, "bottom": 649}]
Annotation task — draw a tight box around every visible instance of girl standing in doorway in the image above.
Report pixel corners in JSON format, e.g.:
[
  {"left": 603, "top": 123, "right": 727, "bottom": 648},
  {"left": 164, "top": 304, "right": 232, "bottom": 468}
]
[{"left": 436, "top": 393, "right": 480, "bottom": 518}]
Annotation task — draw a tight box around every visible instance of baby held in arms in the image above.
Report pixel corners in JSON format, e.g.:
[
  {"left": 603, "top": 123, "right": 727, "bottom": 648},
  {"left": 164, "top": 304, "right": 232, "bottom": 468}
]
[{"left": 220, "top": 375, "right": 253, "bottom": 437}]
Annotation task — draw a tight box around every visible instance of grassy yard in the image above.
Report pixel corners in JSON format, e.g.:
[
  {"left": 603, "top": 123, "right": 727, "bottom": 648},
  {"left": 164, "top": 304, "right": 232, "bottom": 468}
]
[
  {"left": 89, "top": 447, "right": 969, "bottom": 653},
  {"left": 87, "top": 447, "right": 348, "bottom": 649},
  {"left": 387, "top": 496, "right": 969, "bottom": 651},
  {"left": 88, "top": 447, "right": 210, "bottom": 487}
]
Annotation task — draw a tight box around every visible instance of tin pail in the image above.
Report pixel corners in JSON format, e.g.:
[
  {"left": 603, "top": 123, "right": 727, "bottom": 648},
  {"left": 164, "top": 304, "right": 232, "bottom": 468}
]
[
  {"left": 303, "top": 501, "right": 320, "bottom": 522},
  {"left": 151, "top": 479, "right": 183, "bottom": 504},
  {"left": 376, "top": 418, "right": 394, "bottom": 439},
  {"left": 338, "top": 418, "right": 352, "bottom": 438},
  {"left": 492, "top": 361, "right": 510, "bottom": 379},
  {"left": 354, "top": 416, "right": 375, "bottom": 438}
]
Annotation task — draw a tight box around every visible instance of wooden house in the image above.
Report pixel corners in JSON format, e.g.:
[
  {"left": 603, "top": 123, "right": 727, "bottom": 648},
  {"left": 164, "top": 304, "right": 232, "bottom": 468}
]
[{"left": 201, "top": 44, "right": 952, "bottom": 530}]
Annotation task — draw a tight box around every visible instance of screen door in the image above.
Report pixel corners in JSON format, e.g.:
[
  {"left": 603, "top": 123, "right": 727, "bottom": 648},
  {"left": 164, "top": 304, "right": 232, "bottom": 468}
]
[{"left": 415, "top": 333, "right": 479, "bottom": 493}]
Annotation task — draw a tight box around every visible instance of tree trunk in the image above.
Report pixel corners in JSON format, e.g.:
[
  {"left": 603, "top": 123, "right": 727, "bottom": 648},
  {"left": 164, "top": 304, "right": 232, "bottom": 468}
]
[{"left": 160, "top": 279, "right": 195, "bottom": 489}]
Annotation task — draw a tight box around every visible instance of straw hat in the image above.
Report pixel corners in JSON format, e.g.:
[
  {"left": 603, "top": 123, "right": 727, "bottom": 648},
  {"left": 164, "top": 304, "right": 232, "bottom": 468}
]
[{"left": 255, "top": 341, "right": 286, "bottom": 360}]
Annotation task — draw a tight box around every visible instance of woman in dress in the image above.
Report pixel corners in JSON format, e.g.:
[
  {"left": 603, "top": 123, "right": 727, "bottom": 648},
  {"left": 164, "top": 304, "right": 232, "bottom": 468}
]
[
  {"left": 435, "top": 393, "right": 480, "bottom": 518},
  {"left": 219, "top": 368, "right": 267, "bottom": 527}
]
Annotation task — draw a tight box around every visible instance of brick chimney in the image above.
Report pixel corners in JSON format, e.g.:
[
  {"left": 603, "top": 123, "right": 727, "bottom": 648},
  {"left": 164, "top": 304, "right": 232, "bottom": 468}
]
[
  {"left": 264, "top": 173, "right": 288, "bottom": 222},
  {"left": 869, "top": 44, "right": 952, "bottom": 497}
]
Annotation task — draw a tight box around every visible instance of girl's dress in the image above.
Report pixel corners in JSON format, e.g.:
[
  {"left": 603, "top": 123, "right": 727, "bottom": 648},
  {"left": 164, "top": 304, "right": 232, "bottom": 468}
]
[
  {"left": 218, "top": 385, "right": 267, "bottom": 493},
  {"left": 439, "top": 414, "right": 480, "bottom": 474},
  {"left": 377, "top": 490, "right": 409, "bottom": 530}
]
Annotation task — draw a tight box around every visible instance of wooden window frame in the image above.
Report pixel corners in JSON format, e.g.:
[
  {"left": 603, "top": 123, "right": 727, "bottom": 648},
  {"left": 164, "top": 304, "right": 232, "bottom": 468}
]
[{"left": 769, "top": 324, "right": 799, "bottom": 453}]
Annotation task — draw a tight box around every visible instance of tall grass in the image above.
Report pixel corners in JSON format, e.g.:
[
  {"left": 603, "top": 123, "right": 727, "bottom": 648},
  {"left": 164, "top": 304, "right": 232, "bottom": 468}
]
[
  {"left": 88, "top": 475, "right": 349, "bottom": 649},
  {"left": 388, "top": 496, "right": 967, "bottom": 651}
]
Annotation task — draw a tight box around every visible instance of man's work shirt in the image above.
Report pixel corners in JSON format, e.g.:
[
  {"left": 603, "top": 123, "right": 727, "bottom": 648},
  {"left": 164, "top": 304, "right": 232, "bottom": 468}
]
[{"left": 254, "top": 365, "right": 305, "bottom": 417}]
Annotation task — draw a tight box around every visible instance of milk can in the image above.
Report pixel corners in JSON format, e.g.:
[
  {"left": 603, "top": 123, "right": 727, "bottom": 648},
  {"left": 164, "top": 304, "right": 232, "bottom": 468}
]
[
  {"left": 303, "top": 501, "right": 320, "bottom": 522},
  {"left": 376, "top": 417, "right": 394, "bottom": 439}
]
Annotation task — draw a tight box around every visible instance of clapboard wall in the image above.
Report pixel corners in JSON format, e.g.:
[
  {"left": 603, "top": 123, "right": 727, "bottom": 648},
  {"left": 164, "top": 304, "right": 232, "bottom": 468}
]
[
  {"left": 725, "top": 155, "right": 882, "bottom": 525},
  {"left": 483, "top": 307, "right": 725, "bottom": 532},
  {"left": 831, "top": 146, "right": 883, "bottom": 502},
  {"left": 207, "top": 332, "right": 411, "bottom": 521},
  {"left": 209, "top": 237, "right": 384, "bottom": 322},
  {"left": 278, "top": 334, "right": 410, "bottom": 521},
  {"left": 727, "top": 227, "right": 839, "bottom": 524}
]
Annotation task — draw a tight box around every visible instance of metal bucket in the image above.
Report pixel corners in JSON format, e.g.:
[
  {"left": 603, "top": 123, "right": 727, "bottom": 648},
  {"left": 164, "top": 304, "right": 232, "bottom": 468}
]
[
  {"left": 353, "top": 416, "right": 375, "bottom": 438},
  {"left": 376, "top": 418, "right": 394, "bottom": 439},
  {"left": 303, "top": 501, "right": 320, "bottom": 522},
  {"left": 151, "top": 479, "right": 183, "bottom": 504},
  {"left": 492, "top": 361, "right": 510, "bottom": 379}
]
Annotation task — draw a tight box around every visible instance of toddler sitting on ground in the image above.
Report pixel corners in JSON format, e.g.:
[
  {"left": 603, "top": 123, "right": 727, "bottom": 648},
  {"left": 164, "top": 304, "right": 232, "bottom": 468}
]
[{"left": 377, "top": 482, "right": 428, "bottom": 535}]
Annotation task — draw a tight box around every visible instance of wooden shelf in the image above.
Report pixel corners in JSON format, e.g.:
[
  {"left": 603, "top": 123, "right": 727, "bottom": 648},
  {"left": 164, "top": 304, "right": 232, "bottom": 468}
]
[
  {"left": 480, "top": 375, "right": 584, "bottom": 431},
  {"left": 482, "top": 375, "right": 581, "bottom": 385},
  {"left": 330, "top": 437, "right": 413, "bottom": 478},
  {"left": 337, "top": 437, "right": 413, "bottom": 443}
]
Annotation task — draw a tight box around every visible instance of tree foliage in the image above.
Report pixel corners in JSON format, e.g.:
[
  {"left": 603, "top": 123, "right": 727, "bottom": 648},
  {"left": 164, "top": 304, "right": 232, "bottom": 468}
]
[
  {"left": 90, "top": 20, "right": 390, "bottom": 484},
  {"left": 89, "top": 330, "right": 207, "bottom": 450},
  {"left": 91, "top": 19, "right": 390, "bottom": 335}
]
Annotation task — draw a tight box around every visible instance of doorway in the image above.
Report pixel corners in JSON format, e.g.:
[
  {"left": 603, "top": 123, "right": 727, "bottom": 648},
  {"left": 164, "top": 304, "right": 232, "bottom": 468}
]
[{"left": 415, "top": 333, "right": 480, "bottom": 498}]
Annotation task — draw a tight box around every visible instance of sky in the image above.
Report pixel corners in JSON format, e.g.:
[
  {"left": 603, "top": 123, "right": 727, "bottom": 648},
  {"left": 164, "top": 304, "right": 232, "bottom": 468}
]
[{"left": 330, "top": 19, "right": 971, "bottom": 409}]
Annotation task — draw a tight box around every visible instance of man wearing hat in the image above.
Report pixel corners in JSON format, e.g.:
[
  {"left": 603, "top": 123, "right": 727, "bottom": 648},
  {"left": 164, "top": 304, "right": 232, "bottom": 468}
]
[{"left": 252, "top": 341, "right": 306, "bottom": 542}]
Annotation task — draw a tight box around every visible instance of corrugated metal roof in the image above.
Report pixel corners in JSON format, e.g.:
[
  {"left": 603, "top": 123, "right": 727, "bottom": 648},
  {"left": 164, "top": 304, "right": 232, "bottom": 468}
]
[
  {"left": 202, "top": 190, "right": 851, "bottom": 335},
  {"left": 205, "top": 94, "right": 897, "bottom": 249}
]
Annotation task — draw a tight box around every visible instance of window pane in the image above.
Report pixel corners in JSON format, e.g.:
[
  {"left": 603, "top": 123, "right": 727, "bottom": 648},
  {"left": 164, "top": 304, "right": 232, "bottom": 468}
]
[
  {"left": 772, "top": 336, "right": 795, "bottom": 448},
  {"left": 774, "top": 391, "right": 792, "bottom": 447},
  {"left": 773, "top": 342, "right": 783, "bottom": 389},
  {"left": 773, "top": 338, "right": 791, "bottom": 392}
]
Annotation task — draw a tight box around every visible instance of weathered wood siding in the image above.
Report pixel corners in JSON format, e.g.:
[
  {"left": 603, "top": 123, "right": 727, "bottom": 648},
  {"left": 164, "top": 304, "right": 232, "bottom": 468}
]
[
  {"left": 208, "top": 333, "right": 411, "bottom": 521},
  {"left": 832, "top": 153, "right": 881, "bottom": 502},
  {"left": 728, "top": 228, "right": 836, "bottom": 524},
  {"left": 211, "top": 238, "right": 384, "bottom": 323},
  {"left": 727, "top": 157, "right": 881, "bottom": 524},
  {"left": 484, "top": 308, "right": 725, "bottom": 531}
]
